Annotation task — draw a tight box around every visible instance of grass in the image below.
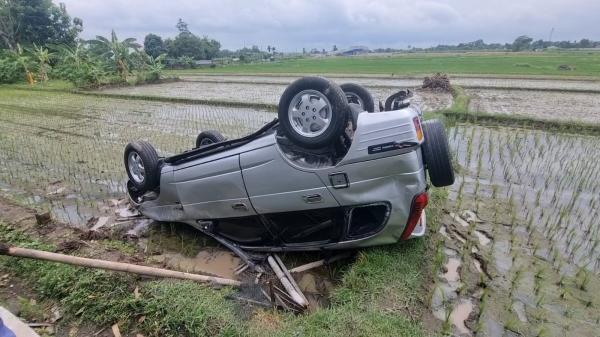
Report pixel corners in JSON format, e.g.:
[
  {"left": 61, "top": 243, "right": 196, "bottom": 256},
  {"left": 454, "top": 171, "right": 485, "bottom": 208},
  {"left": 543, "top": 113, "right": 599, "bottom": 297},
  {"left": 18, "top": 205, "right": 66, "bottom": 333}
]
[
  {"left": 169, "top": 51, "right": 600, "bottom": 77},
  {"left": 0, "top": 186, "right": 447, "bottom": 337},
  {"left": 0, "top": 222, "right": 241, "bottom": 337},
  {"left": 443, "top": 109, "right": 600, "bottom": 135}
]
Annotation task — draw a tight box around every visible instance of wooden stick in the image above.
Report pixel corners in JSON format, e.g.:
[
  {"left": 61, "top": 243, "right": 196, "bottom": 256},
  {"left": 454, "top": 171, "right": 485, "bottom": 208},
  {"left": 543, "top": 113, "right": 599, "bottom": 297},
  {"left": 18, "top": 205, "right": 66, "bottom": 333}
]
[
  {"left": 267, "top": 255, "right": 307, "bottom": 308},
  {"left": 289, "top": 253, "right": 351, "bottom": 274},
  {"left": 0, "top": 244, "right": 240, "bottom": 287},
  {"left": 274, "top": 254, "right": 308, "bottom": 305}
]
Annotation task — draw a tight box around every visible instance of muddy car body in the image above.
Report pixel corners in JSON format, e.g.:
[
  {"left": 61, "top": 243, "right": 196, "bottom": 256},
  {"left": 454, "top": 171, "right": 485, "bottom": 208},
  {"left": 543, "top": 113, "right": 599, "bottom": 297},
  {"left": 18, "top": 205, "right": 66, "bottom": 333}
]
[{"left": 125, "top": 77, "right": 454, "bottom": 251}]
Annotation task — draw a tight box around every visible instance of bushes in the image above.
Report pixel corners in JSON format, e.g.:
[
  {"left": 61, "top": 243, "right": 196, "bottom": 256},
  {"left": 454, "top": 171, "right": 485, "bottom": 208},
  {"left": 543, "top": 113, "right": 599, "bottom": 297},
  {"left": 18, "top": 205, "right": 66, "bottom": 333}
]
[
  {"left": 0, "top": 34, "right": 166, "bottom": 88},
  {"left": 0, "top": 54, "right": 25, "bottom": 83}
]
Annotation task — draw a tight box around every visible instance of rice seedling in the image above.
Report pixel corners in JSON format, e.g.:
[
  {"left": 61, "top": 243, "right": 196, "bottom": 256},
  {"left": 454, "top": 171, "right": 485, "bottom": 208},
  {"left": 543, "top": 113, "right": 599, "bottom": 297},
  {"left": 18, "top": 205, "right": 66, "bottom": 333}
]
[
  {"left": 0, "top": 89, "right": 275, "bottom": 225},
  {"left": 447, "top": 124, "right": 600, "bottom": 273}
]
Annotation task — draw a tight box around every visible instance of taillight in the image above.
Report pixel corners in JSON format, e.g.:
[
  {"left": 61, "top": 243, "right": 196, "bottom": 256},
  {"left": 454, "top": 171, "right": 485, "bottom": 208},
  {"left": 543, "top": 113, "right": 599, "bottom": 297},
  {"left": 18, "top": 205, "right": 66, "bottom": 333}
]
[
  {"left": 413, "top": 117, "right": 424, "bottom": 142},
  {"left": 401, "top": 192, "right": 428, "bottom": 240}
]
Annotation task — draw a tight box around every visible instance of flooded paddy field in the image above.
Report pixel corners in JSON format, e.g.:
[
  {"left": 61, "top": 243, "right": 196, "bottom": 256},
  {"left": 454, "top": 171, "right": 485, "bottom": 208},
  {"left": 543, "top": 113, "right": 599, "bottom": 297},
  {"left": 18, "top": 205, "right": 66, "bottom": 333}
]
[
  {"left": 0, "top": 89, "right": 274, "bottom": 224},
  {"left": 2, "top": 75, "right": 600, "bottom": 336},
  {"left": 430, "top": 124, "right": 600, "bottom": 336},
  {"left": 180, "top": 74, "right": 600, "bottom": 91},
  {"left": 97, "top": 80, "right": 453, "bottom": 112},
  {"left": 467, "top": 89, "right": 600, "bottom": 124},
  {"left": 98, "top": 76, "right": 600, "bottom": 125}
]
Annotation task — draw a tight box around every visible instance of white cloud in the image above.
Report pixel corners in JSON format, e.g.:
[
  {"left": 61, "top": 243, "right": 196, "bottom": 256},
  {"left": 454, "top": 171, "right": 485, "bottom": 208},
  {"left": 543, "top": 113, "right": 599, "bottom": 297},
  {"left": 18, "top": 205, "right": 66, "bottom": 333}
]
[{"left": 55, "top": 0, "right": 600, "bottom": 51}]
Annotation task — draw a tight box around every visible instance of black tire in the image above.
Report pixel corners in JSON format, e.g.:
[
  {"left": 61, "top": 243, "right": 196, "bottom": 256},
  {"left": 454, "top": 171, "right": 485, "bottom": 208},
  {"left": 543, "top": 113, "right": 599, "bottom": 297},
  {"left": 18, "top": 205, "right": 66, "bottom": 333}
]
[
  {"left": 278, "top": 77, "right": 350, "bottom": 149},
  {"left": 195, "top": 130, "right": 226, "bottom": 148},
  {"left": 421, "top": 119, "right": 455, "bottom": 187},
  {"left": 340, "top": 83, "right": 375, "bottom": 113},
  {"left": 384, "top": 89, "right": 412, "bottom": 111},
  {"left": 124, "top": 141, "right": 160, "bottom": 192}
]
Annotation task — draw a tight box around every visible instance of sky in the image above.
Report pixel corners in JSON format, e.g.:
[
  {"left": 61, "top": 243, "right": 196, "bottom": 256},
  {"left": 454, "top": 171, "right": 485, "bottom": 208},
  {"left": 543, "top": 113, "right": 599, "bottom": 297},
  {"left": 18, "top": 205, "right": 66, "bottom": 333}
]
[{"left": 55, "top": 0, "right": 600, "bottom": 52}]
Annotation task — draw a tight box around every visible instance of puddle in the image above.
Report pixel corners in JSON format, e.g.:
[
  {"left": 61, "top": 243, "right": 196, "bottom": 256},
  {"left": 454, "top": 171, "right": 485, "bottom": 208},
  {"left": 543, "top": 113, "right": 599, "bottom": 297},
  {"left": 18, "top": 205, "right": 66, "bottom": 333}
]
[
  {"left": 442, "top": 258, "right": 461, "bottom": 284},
  {"left": 511, "top": 300, "right": 528, "bottom": 323},
  {"left": 493, "top": 240, "right": 513, "bottom": 274},
  {"left": 439, "top": 225, "right": 450, "bottom": 239},
  {"left": 474, "top": 230, "right": 492, "bottom": 246},
  {"left": 153, "top": 248, "right": 242, "bottom": 279},
  {"left": 444, "top": 248, "right": 458, "bottom": 256},
  {"left": 296, "top": 272, "right": 334, "bottom": 310},
  {"left": 484, "top": 316, "right": 505, "bottom": 337},
  {"left": 449, "top": 299, "right": 473, "bottom": 335},
  {"left": 431, "top": 284, "right": 458, "bottom": 320}
]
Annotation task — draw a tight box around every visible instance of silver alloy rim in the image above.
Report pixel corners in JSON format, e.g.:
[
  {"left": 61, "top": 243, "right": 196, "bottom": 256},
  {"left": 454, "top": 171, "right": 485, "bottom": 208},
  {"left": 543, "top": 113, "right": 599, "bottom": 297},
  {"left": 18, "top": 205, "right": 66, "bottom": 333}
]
[
  {"left": 200, "top": 138, "right": 214, "bottom": 146},
  {"left": 346, "top": 92, "right": 365, "bottom": 110},
  {"left": 288, "top": 89, "right": 332, "bottom": 138},
  {"left": 128, "top": 152, "right": 145, "bottom": 184}
]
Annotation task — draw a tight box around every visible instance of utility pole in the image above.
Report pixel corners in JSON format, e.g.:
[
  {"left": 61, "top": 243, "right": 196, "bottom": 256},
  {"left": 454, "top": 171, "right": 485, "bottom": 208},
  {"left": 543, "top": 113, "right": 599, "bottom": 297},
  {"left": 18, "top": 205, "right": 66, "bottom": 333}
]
[{"left": 548, "top": 27, "right": 554, "bottom": 42}]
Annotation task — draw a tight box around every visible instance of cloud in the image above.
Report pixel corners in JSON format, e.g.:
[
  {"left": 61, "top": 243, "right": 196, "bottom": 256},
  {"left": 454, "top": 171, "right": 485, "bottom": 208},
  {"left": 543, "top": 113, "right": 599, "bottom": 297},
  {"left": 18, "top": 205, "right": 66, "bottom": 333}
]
[{"left": 55, "top": 0, "right": 600, "bottom": 50}]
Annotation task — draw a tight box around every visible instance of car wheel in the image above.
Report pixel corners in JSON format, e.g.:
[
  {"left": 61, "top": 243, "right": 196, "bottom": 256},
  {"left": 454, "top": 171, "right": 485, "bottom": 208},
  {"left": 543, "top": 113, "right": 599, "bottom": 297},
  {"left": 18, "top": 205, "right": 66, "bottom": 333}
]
[
  {"left": 421, "top": 119, "right": 455, "bottom": 187},
  {"left": 340, "top": 83, "right": 375, "bottom": 112},
  {"left": 278, "top": 77, "right": 350, "bottom": 149},
  {"left": 195, "top": 130, "right": 226, "bottom": 148},
  {"left": 124, "top": 141, "right": 160, "bottom": 192}
]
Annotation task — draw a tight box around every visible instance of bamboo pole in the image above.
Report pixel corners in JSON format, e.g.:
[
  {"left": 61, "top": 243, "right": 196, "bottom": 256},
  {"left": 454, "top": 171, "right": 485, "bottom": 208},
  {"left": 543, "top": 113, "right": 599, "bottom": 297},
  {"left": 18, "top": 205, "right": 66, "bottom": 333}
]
[
  {"left": 0, "top": 244, "right": 240, "bottom": 287},
  {"left": 267, "top": 255, "right": 307, "bottom": 308},
  {"left": 273, "top": 254, "right": 308, "bottom": 305},
  {"left": 289, "top": 253, "right": 351, "bottom": 274}
]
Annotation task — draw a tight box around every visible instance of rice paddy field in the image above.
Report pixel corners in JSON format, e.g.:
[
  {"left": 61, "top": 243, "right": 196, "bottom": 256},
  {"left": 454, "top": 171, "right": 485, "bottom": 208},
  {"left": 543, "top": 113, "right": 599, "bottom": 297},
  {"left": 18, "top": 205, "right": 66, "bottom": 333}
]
[
  {"left": 0, "top": 88, "right": 274, "bottom": 224},
  {"left": 1, "top": 71, "right": 599, "bottom": 337}
]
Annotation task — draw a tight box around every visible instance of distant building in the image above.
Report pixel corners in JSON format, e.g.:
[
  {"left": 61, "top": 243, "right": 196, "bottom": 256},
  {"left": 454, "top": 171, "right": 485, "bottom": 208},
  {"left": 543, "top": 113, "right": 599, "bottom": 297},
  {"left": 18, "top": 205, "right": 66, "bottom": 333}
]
[
  {"left": 194, "top": 60, "right": 213, "bottom": 67},
  {"left": 336, "top": 46, "right": 370, "bottom": 56}
]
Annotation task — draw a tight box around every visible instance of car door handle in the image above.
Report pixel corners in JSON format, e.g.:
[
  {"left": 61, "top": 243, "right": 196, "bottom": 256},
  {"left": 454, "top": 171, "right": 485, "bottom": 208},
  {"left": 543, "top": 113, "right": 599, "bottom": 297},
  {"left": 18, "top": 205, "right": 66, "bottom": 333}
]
[
  {"left": 302, "top": 194, "right": 322, "bottom": 204},
  {"left": 231, "top": 202, "right": 249, "bottom": 211}
]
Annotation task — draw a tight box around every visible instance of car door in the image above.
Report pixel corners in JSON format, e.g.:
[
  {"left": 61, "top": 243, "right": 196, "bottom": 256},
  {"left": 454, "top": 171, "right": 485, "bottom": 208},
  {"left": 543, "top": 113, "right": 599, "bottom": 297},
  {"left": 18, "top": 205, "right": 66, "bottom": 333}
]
[
  {"left": 240, "top": 144, "right": 339, "bottom": 214},
  {"left": 173, "top": 154, "right": 256, "bottom": 220}
]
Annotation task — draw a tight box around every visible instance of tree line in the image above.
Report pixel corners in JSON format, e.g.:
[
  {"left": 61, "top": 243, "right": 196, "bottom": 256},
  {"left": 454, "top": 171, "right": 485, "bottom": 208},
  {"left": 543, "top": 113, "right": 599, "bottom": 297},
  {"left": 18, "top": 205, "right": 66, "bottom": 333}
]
[
  {"left": 374, "top": 36, "right": 600, "bottom": 53},
  {"left": 0, "top": 1, "right": 281, "bottom": 85},
  {"left": 143, "top": 19, "right": 278, "bottom": 68}
]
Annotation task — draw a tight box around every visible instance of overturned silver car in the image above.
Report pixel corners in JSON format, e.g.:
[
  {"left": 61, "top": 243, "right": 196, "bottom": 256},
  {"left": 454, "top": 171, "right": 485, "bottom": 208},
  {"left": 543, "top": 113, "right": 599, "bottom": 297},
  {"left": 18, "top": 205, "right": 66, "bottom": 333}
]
[{"left": 124, "top": 77, "right": 454, "bottom": 251}]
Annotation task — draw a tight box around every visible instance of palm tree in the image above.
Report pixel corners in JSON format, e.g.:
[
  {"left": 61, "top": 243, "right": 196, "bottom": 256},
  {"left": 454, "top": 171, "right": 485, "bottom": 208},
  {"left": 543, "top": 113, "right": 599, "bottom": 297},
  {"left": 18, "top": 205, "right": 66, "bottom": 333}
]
[{"left": 89, "top": 30, "right": 141, "bottom": 80}]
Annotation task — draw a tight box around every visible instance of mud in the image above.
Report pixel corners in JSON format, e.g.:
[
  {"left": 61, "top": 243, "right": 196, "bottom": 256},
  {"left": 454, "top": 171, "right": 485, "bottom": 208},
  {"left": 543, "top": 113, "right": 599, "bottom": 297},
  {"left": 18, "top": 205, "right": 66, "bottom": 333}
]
[
  {"left": 450, "top": 299, "right": 473, "bottom": 335},
  {"left": 442, "top": 258, "right": 461, "bottom": 284},
  {"left": 429, "top": 124, "right": 600, "bottom": 337},
  {"left": 151, "top": 249, "right": 242, "bottom": 279},
  {"left": 0, "top": 89, "right": 274, "bottom": 226},
  {"left": 474, "top": 230, "right": 491, "bottom": 246},
  {"left": 467, "top": 88, "right": 600, "bottom": 124},
  {"left": 181, "top": 74, "right": 600, "bottom": 92},
  {"left": 98, "top": 81, "right": 453, "bottom": 112}
]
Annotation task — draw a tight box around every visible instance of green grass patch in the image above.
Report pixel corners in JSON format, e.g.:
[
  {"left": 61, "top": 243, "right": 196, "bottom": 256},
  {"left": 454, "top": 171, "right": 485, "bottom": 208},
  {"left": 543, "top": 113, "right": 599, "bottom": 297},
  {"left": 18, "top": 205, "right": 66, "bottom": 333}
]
[
  {"left": 250, "top": 187, "right": 448, "bottom": 337},
  {"left": 140, "top": 281, "right": 240, "bottom": 337},
  {"left": 170, "top": 51, "right": 600, "bottom": 77},
  {"left": 0, "top": 185, "right": 448, "bottom": 337},
  {"left": 4, "top": 80, "right": 76, "bottom": 91},
  {"left": 0, "top": 223, "right": 139, "bottom": 326},
  {"left": 0, "top": 223, "right": 241, "bottom": 336},
  {"left": 99, "top": 239, "right": 139, "bottom": 256},
  {"left": 444, "top": 110, "right": 600, "bottom": 136}
]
